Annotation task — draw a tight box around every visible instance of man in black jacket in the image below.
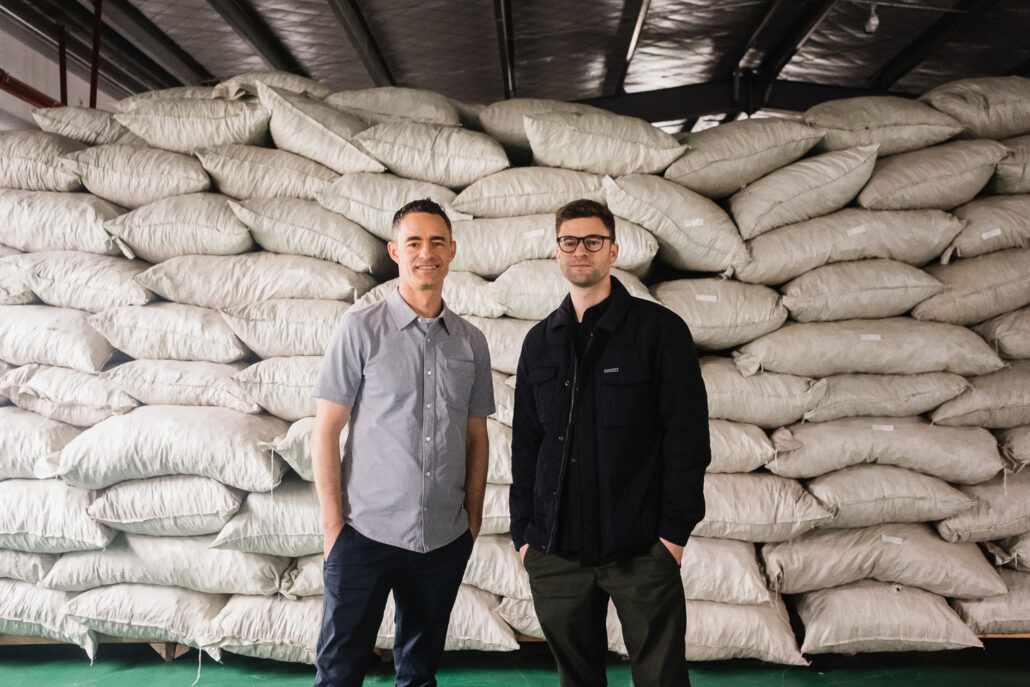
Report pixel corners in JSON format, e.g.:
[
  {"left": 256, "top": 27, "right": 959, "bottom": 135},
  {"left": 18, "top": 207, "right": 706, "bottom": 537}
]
[{"left": 510, "top": 199, "right": 710, "bottom": 687}]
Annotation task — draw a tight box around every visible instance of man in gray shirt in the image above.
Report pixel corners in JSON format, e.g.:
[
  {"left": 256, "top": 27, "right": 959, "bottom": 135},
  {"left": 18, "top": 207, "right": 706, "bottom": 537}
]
[{"left": 311, "top": 199, "right": 495, "bottom": 687}]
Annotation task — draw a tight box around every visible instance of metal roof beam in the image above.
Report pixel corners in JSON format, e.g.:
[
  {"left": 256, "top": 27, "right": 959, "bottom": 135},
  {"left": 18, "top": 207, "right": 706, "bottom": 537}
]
[
  {"left": 717, "top": 0, "right": 790, "bottom": 122},
  {"left": 206, "top": 0, "right": 308, "bottom": 77},
  {"left": 325, "top": 0, "right": 394, "bottom": 87},
  {"left": 71, "top": 0, "right": 213, "bottom": 85},
  {"left": 755, "top": 0, "right": 841, "bottom": 85},
  {"left": 764, "top": 79, "right": 916, "bottom": 111},
  {"left": 579, "top": 80, "right": 735, "bottom": 121},
  {"left": 0, "top": 0, "right": 171, "bottom": 95},
  {"left": 729, "top": 0, "right": 790, "bottom": 72},
  {"left": 492, "top": 0, "right": 516, "bottom": 98},
  {"left": 609, "top": 0, "right": 650, "bottom": 95},
  {"left": 577, "top": 78, "right": 916, "bottom": 122},
  {"left": 0, "top": 67, "right": 62, "bottom": 107},
  {"left": 1010, "top": 57, "right": 1030, "bottom": 78},
  {"left": 868, "top": 0, "right": 1002, "bottom": 90},
  {"left": 41, "top": 0, "right": 181, "bottom": 91}
]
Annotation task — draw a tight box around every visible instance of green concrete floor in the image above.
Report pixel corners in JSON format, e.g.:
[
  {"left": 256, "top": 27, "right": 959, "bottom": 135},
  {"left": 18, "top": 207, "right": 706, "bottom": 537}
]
[{"left": 0, "top": 639, "right": 1027, "bottom": 686}]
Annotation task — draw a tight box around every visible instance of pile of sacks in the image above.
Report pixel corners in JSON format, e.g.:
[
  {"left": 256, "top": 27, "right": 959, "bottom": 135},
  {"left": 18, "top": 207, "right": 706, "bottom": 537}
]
[{"left": 1, "top": 69, "right": 1029, "bottom": 666}]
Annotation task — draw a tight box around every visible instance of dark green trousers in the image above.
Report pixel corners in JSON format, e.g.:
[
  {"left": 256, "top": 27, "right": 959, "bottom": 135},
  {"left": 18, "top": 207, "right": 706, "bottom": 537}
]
[{"left": 524, "top": 541, "right": 691, "bottom": 687}]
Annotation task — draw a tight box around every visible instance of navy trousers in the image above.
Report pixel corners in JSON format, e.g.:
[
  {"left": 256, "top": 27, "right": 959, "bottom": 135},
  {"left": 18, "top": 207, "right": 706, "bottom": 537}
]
[{"left": 314, "top": 526, "right": 473, "bottom": 687}]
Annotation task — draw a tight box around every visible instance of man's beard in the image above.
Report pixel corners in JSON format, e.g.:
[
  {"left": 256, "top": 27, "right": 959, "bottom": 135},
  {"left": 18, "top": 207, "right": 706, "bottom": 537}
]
[{"left": 560, "top": 262, "right": 606, "bottom": 288}]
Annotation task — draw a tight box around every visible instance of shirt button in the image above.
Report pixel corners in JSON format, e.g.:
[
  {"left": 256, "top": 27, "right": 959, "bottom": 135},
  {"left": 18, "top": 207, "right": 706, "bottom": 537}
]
[
  {"left": 425, "top": 436, "right": 431, "bottom": 442},
  {"left": 426, "top": 403, "right": 432, "bottom": 409},
  {"left": 427, "top": 370, "right": 433, "bottom": 376},
  {"left": 425, "top": 471, "right": 431, "bottom": 477}
]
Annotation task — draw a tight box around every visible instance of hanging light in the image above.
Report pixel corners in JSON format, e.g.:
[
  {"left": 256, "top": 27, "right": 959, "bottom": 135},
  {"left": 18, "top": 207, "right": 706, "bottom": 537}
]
[{"left": 865, "top": 2, "right": 880, "bottom": 33}]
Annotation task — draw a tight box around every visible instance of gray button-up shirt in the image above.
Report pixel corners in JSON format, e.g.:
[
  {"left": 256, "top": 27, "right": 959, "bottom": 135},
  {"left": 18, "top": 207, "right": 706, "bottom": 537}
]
[{"left": 313, "top": 289, "right": 495, "bottom": 553}]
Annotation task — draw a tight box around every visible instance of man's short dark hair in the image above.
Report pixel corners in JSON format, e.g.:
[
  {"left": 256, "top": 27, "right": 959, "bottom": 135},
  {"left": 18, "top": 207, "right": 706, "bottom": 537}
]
[
  {"left": 555, "top": 199, "right": 616, "bottom": 242},
  {"left": 391, "top": 198, "right": 452, "bottom": 241}
]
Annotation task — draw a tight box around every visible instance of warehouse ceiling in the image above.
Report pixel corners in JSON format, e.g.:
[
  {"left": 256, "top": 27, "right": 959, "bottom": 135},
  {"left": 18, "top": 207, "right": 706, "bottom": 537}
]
[{"left": 2, "top": 0, "right": 1029, "bottom": 128}]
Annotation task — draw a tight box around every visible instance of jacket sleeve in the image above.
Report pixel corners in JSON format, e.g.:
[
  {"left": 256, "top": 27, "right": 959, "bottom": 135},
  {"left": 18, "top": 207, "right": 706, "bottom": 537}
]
[
  {"left": 656, "top": 312, "right": 710, "bottom": 546},
  {"left": 509, "top": 334, "right": 543, "bottom": 550}
]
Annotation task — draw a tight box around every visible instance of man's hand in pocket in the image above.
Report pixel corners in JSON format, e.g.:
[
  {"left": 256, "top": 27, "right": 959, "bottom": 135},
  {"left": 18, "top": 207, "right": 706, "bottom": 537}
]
[{"left": 323, "top": 521, "right": 345, "bottom": 561}]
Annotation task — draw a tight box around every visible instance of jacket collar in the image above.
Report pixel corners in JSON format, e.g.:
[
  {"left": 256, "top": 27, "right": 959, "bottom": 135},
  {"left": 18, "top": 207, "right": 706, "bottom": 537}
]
[
  {"left": 387, "top": 288, "right": 455, "bottom": 334},
  {"left": 548, "top": 275, "right": 632, "bottom": 333}
]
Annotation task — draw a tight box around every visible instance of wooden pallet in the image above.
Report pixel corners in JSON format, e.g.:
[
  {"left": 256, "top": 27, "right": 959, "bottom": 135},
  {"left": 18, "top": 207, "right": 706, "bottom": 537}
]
[
  {"left": 3, "top": 632, "right": 1025, "bottom": 666},
  {"left": 515, "top": 634, "right": 545, "bottom": 643},
  {"left": 0, "top": 634, "right": 189, "bottom": 661},
  {"left": 1, "top": 635, "right": 401, "bottom": 663}
]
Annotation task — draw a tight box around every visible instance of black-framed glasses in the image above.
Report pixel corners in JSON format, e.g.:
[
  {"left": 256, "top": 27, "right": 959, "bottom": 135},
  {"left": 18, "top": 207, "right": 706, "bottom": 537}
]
[{"left": 556, "top": 235, "right": 612, "bottom": 253}]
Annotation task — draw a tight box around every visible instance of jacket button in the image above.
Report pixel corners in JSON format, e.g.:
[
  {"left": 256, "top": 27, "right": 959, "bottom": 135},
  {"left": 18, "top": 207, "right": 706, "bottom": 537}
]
[
  {"left": 558, "top": 435, "right": 564, "bottom": 441},
  {"left": 563, "top": 380, "right": 570, "bottom": 387}
]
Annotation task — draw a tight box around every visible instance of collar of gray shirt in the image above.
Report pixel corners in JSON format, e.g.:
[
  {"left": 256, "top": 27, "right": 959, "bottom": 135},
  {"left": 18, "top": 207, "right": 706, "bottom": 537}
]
[{"left": 387, "top": 288, "right": 458, "bottom": 335}]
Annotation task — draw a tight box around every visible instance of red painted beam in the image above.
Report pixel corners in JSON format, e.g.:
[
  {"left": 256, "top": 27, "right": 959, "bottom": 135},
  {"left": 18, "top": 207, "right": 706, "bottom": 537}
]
[
  {"left": 89, "top": 0, "right": 104, "bottom": 108},
  {"left": 0, "top": 68, "right": 62, "bottom": 109},
  {"left": 58, "top": 24, "right": 68, "bottom": 105}
]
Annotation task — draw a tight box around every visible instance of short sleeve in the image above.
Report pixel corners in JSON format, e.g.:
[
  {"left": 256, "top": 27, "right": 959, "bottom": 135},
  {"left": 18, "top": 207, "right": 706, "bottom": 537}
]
[
  {"left": 466, "top": 326, "right": 496, "bottom": 418},
  {"left": 313, "top": 314, "right": 364, "bottom": 407}
]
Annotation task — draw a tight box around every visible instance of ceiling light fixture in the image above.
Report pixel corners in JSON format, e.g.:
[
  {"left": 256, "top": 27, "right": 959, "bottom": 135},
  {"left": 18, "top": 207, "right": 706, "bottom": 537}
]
[{"left": 865, "top": 2, "right": 880, "bottom": 33}]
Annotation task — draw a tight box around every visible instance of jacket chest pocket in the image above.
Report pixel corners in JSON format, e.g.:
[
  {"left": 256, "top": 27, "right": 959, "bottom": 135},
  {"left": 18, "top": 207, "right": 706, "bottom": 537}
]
[
  {"left": 600, "top": 365, "right": 651, "bottom": 428},
  {"left": 439, "top": 357, "right": 476, "bottom": 412},
  {"left": 528, "top": 365, "right": 560, "bottom": 423}
]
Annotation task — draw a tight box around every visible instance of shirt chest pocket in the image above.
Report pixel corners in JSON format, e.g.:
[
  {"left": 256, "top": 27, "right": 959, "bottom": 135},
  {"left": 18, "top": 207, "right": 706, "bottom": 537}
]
[
  {"left": 528, "top": 365, "right": 559, "bottom": 422},
  {"left": 599, "top": 364, "right": 651, "bottom": 428},
  {"left": 439, "top": 356, "right": 476, "bottom": 412}
]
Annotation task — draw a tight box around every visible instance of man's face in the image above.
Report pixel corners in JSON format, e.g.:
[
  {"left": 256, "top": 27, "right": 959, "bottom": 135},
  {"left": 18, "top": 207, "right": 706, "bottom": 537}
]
[
  {"left": 388, "top": 212, "right": 456, "bottom": 292},
  {"left": 556, "top": 216, "right": 618, "bottom": 289}
]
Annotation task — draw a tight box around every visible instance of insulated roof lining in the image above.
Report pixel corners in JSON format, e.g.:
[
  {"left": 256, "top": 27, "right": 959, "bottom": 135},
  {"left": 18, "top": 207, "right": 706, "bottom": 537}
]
[
  {"left": 512, "top": 0, "right": 640, "bottom": 101},
  {"left": 893, "top": 0, "right": 1030, "bottom": 92},
  {"left": 128, "top": 0, "right": 270, "bottom": 82},
  {"left": 624, "top": 0, "right": 768, "bottom": 93},
  {"left": 8, "top": 0, "right": 1023, "bottom": 123},
  {"left": 778, "top": 0, "right": 962, "bottom": 88},
  {"left": 353, "top": 0, "right": 504, "bottom": 103},
  {"left": 249, "top": 0, "right": 374, "bottom": 92}
]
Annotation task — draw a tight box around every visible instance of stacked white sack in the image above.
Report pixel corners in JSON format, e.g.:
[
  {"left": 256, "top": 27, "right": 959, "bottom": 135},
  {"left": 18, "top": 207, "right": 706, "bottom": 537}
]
[
  {"left": 3, "top": 72, "right": 1030, "bottom": 661},
  {"left": 742, "top": 79, "right": 1030, "bottom": 650},
  {"left": 0, "top": 82, "right": 383, "bottom": 659}
]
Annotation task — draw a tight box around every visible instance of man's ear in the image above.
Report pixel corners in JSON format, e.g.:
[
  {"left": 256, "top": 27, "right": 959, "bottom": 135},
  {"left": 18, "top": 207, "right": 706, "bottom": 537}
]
[
  {"left": 449, "top": 239, "right": 457, "bottom": 260},
  {"left": 387, "top": 241, "right": 400, "bottom": 264},
  {"left": 609, "top": 242, "right": 619, "bottom": 265}
]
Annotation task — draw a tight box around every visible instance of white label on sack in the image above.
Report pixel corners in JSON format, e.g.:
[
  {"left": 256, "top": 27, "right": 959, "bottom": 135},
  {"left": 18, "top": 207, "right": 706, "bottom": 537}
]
[
  {"left": 860, "top": 334, "right": 882, "bottom": 341},
  {"left": 683, "top": 218, "right": 705, "bottom": 228},
  {"left": 522, "top": 229, "right": 546, "bottom": 240},
  {"left": 981, "top": 228, "right": 1003, "bottom": 240},
  {"left": 695, "top": 294, "right": 718, "bottom": 303},
  {"left": 872, "top": 424, "right": 895, "bottom": 432},
  {"left": 846, "top": 225, "right": 867, "bottom": 236},
  {"left": 881, "top": 535, "right": 904, "bottom": 545}
]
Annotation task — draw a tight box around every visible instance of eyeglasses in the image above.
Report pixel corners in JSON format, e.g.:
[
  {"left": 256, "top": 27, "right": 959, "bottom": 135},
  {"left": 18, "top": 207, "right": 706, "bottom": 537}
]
[{"left": 556, "top": 235, "right": 613, "bottom": 253}]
